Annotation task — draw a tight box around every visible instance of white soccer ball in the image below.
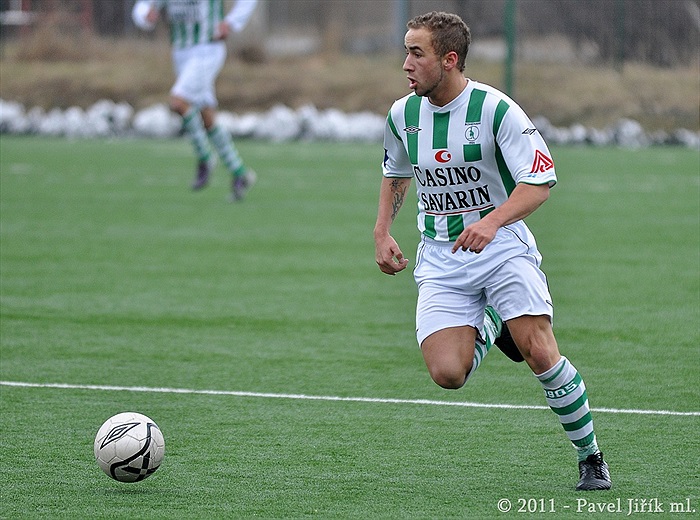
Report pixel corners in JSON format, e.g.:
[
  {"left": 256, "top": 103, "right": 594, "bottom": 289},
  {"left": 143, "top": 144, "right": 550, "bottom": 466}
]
[
  {"left": 132, "top": 1, "right": 156, "bottom": 31},
  {"left": 94, "top": 412, "right": 165, "bottom": 483}
]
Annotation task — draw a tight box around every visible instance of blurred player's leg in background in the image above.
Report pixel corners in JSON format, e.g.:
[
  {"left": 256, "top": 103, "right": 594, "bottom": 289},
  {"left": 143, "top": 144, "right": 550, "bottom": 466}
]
[{"left": 171, "top": 96, "right": 214, "bottom": 190}]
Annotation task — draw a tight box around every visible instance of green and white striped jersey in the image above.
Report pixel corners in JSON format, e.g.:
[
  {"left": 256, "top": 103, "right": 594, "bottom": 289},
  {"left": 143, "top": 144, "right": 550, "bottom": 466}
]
[
  {"left": 154, "top": 0, "right": 257, "bottom": 49},
  {"left": 383, "top": 80, "right": 557, "bottom": 242}
]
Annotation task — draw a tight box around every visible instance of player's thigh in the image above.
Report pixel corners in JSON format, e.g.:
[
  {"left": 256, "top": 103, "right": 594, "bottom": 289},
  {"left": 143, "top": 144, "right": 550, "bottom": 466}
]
[{"left": 421, "top": 325, "right": 478, "bottom": 369}]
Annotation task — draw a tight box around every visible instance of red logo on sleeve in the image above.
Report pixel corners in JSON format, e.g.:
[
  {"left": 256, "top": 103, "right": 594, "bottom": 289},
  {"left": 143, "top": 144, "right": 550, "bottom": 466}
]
[{"left": 530, "top": 150, "right": 554, "bottom": 173}]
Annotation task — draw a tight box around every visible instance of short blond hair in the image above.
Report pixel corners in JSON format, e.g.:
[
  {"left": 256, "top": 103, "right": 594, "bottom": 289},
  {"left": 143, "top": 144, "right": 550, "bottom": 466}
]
[{"left": 407, "top": 12, "right": 471, "bottom": 72}]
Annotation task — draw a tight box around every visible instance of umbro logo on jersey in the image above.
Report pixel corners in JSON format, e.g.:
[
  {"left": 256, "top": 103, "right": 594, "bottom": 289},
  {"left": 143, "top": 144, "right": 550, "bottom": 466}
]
[
  {"left": 522, "top": 128, "right": 537, "bottom": 135},
  {"left": 530, "top": 150, "right": 554, "bottom": 173},
  {"left": 404, "top": 126, "right": 421, "bottom": 134}
]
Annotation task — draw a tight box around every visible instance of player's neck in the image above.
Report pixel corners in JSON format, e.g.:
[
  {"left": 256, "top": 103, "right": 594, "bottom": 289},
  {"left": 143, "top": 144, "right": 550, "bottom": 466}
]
[{"left": 428, "top": 76, "right": 468, "bottom": 107}]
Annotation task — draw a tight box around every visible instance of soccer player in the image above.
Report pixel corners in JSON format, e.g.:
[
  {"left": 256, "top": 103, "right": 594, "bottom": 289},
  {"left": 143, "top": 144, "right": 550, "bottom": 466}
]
[
  {"left": 373, "top": 11, "right": 611, "bottom": 491},
  {"left": 134, "top": 0, "right": 258, "bottom": 201}
]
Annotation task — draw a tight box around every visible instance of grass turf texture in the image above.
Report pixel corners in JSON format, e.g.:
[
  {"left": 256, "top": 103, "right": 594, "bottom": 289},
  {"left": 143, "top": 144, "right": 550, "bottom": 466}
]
[{"left": 1, "top": 136, "right": 698, "bottom": 518}]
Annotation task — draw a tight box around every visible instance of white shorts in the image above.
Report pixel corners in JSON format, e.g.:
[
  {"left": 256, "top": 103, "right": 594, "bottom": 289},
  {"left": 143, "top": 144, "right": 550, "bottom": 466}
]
[
  {"left": 413, "top": 223, "right": 553, "bottom": 346},
  {"left": 170, "top": 42, "right": 227, "bottom": 109}
]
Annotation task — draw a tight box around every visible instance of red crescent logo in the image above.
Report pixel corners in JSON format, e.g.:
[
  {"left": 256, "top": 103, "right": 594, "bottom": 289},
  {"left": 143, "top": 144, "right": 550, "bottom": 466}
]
[{"left": 434, "top": 150, "right": 451, "bottom": 163}]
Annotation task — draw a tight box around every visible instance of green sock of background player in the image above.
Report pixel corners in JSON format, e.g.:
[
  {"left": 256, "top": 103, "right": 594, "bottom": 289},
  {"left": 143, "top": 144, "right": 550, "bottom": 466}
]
[
  {"left": 208, "top": 124, "right": 246, "bottom": 178},
  {"left": 182, "top": 107, "right": 212, "bottom": 166}
]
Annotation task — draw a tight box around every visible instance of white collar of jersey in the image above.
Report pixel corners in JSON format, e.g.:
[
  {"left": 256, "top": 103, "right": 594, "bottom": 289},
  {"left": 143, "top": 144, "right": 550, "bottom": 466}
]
[{"left": 425, "top": 79, "right": 473, "bottom": 112}]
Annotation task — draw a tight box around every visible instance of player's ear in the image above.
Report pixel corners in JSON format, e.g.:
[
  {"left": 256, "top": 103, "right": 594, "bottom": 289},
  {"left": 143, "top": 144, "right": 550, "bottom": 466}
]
[{"left": 443, "top": 51, "right": 459, "bottom": 71}]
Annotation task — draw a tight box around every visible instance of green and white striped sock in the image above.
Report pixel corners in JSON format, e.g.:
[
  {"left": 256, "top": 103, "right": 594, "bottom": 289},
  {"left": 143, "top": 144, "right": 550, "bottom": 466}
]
[
  {"left": 465, "top": 307, "right": 501, "bottom": 382},
  {"left": 536, "top": 356, "right": 600, "bottom": 461},
  {"left": 208, "top": 125, "right": 245, "bottom": 177},
  {"left": 182, "top": 108, "right": 212, "bottom": 163}
]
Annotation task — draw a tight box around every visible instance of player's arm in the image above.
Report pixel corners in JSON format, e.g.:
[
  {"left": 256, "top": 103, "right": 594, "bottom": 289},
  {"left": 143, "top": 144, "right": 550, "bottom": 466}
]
[
  {"left": 453, "top": 103, "right": 556, "bottom": 254},
  {"left": 452, "top": 182, "right": 550, "bottom": 253},
  {"left": 219, "top": 0, "right": 258, "bottom": 39},
  {"left": 374, "top": 176, "right": 412, "bottom": 275}
]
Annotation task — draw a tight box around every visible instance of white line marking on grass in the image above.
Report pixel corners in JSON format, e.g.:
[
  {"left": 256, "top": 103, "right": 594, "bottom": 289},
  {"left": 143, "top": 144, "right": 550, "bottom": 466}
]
[{"left": 2, "top": 381, "right": 699, "bottom": 417}]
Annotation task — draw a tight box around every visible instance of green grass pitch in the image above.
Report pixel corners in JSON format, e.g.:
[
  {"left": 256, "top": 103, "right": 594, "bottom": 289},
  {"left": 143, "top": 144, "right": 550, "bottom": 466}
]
[{"left": 1, "top": 136, "right": 698, "bottom": 518}]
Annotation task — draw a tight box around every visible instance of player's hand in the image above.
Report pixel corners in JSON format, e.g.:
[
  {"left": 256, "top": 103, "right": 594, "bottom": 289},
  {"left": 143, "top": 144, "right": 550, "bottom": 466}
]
[
  {"left": 375, "top": 235, "right": 409, "bottom": 275},
  {"left": 145, "top": 7, "right": 159, "bottom": 25},
  {"left": 215, "top": 22, "right": 230, "bottom": 40},
  {"left": 452, "top": 220, "right": 498, "bottom": 254}
]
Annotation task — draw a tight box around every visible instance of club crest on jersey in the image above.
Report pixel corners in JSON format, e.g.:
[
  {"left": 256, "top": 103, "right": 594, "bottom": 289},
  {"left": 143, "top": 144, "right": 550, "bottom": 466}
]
[
  {"left": 404, "top": 126, "right": 421, "bottom": 134},
  {"left": 434, "top": 150, "right": 452, "bottom": 163},
  {"left": 465, "top": 125, "right": 480, "bottom": 142},
  {"left": 530, "top": 150, "right": 554, "bottom": 173}
]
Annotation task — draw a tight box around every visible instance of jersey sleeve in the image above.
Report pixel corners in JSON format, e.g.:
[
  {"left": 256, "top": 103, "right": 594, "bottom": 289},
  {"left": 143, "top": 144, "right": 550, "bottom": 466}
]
[
  {"left": 495, "top": 105, "right": 557, "bottom": 188},
  {"left": 382, "top": 104, "right": 413, "bottom": 178},
  {"left": 225, "top": 0, "right": 258, "bottom": 32}
]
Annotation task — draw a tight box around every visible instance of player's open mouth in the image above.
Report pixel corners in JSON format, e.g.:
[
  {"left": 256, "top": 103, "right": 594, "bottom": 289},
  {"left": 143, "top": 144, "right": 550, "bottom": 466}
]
[{"left": 408, "top": 78, "right": 417, "bottom": 89}]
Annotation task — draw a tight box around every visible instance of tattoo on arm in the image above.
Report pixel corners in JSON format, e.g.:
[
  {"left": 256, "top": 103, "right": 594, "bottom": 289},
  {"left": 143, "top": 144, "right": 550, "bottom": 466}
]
[{"left": 390, "top": 179, "right": 407, "bottom": 222}]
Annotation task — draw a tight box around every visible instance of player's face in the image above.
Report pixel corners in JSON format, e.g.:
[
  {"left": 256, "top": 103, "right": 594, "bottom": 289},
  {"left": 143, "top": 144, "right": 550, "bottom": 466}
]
[{"left": 403, "top": 28, "right": 445, "bottom": 100}]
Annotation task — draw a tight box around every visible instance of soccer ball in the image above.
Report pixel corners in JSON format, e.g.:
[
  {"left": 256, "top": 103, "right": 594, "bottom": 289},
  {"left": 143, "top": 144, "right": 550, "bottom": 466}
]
[{"left": 94, "top": 412, "right": 165, "bottom": 483}]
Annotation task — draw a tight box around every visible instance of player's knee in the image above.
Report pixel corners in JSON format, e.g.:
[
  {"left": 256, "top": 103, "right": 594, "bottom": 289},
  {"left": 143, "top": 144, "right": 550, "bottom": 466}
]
[
  {"left": 428, "top": 363, "right": 470, "bottom": 390},
  {"left": 169, "top": 97, "right": 189, "bottom": 116},
  {"left": 524, "top": 344, "right": 560, "bottom": 374},
  {"left": 508, "top": 315, "right": 559, "bottom": 371},
  {"left": 518, "top": 334, "right": 560, "bottom": 373}
]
